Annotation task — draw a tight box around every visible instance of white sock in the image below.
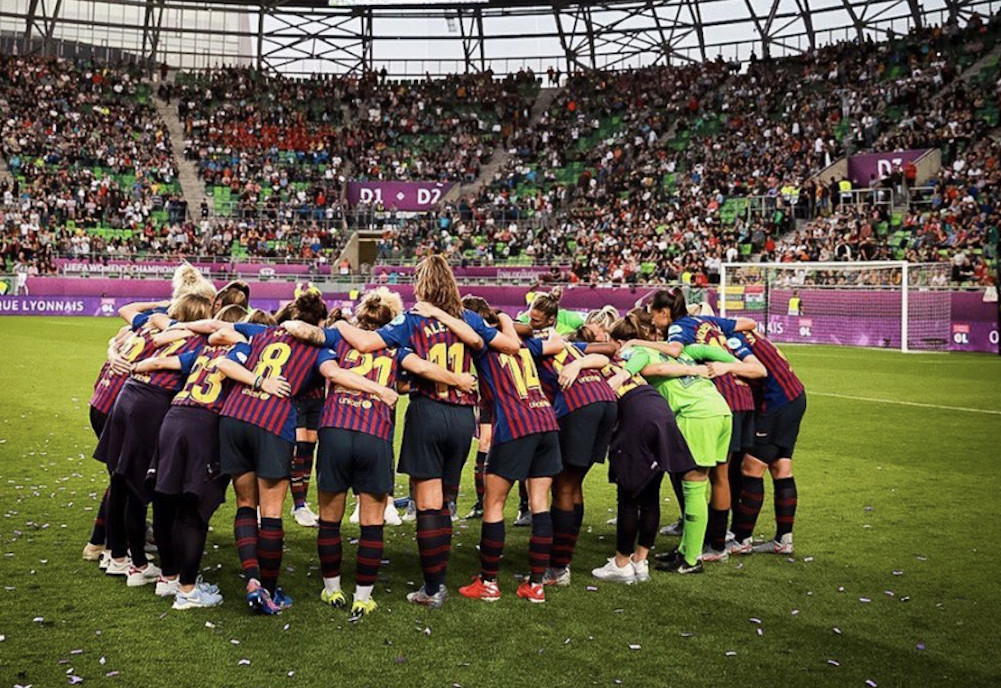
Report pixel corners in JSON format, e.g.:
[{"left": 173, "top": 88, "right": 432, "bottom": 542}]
[
  {"left": 354, "top": 584, "right": 373, "bottom": 603},
  {"left": 323, "top": 575, "right": 341, "bottom": 594}
]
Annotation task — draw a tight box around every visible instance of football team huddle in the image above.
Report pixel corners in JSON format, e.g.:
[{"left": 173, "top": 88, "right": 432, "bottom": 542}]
[{"left": 81, "top": 255, "right": 806, "bottom": 621}]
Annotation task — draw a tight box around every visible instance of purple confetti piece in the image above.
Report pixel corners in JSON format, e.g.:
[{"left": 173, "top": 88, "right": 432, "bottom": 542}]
[
  {"left": 828, "top": 660, "right": 840, "bottom": 666},
  {"left": 586, "top": 586, "right": 598, "bottom": 592},
  {"left": 68, "top": 677, "right": 83, "bottom": 685},
  {"left": 916, "top": 643, "right": 925, "bottom": 651}
]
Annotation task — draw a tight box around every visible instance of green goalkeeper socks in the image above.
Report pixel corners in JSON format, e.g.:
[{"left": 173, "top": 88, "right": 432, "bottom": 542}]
[{"left": 679, "top": 480, "right": 709, "bottom": 566}]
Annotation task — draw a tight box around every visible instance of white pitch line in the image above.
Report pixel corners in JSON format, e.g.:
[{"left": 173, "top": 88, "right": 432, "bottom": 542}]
[{"left": 811, "top": 391, "right": 1001, "bottom": 416}]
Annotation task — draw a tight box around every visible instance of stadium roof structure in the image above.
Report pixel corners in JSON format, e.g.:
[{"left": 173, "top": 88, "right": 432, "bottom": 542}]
[{"left": 0, "top": 0, "right": 992, "bottom": 76}]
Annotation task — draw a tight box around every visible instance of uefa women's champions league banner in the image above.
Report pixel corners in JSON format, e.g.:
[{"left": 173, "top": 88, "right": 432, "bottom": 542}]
[
  {"left": 55, "top": 259, "right": 313, "bottom": 277},
  {"left": 0, "top": 296, "right": 296, "bottom": 317},
  {"left": 346, "top": 181, "right": 453, "bottom": 211}
]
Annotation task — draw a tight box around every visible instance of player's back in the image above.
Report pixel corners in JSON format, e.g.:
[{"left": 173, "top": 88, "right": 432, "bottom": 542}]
[{"left": 477, "top": 344, "right": 559, "bottom": 444}]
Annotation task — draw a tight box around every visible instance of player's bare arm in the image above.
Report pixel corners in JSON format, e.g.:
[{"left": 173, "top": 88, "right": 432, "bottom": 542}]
[
  {"left": 401, "top": 353, "right": 477, "bottom": 394},
  {"left": 319, "top": 360, "right": 398, "bottom": 408},
  {"left": 281, "top": 319, "right": 326, "bottom": 346},
  {"left": 216, "top": 358, "right": 291, "bottom": 398}
]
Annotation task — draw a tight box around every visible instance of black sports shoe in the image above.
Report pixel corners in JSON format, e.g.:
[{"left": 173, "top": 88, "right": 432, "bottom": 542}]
[
  {"left": 654, "top": 548, "right": 681, "bottom": 563},
  {"left": 655, "top": 554, "right": 704, "bottom": 574}
]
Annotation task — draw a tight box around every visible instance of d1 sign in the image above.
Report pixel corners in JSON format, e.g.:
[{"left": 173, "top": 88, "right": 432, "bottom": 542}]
[{"left": 347, "top": 181, "right": 453, "bottom": 211}]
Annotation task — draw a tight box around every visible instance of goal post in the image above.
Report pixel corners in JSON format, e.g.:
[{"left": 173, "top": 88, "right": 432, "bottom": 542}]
[{"left": 717, "top": 261, "right": 952, "bottom": 353}]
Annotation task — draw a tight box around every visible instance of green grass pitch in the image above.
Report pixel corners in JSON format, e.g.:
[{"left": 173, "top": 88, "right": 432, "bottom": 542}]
[{"left": 1, "top": 316, "right": 999, "bottom": 688}]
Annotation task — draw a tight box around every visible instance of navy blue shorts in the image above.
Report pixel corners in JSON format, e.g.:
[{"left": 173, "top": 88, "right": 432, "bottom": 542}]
[
  {"left": 155, "top": 406, "right": 229, "bottom": 523},
  {"left": 486, "top": 431, "right": 562, "bottom": 482},
  {"left": 558, "top": 401, "right": 617, "bottom": 469},
  {"left": 729, "top": 411, "right": 756, "bottom": 454},
  {"left": 397, "top": 396, "right": 475, "bottom": 487},
  {"left": 94, "top": 379, "right": 175, "bottom": 498},
  {"left": 219, "top": 417, "right": 295, "bottom": 480},
  {"left": 317, "top": 427, "right": 394, "bottom": 496},
  {"left": 752, "top": 393, "right": 807, "bottom": 463},
  {"left": 296, "top": 396, "right": 323, "bottom": 432}
]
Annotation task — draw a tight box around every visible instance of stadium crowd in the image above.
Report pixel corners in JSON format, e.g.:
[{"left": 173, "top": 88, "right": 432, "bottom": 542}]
[{"left": 2, "top": 14, "right": 999, "bottom": 285}]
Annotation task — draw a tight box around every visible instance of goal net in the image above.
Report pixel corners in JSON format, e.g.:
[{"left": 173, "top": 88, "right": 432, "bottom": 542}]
[{"left": 717, "top": 261, "right": 952, "bottom": 352}]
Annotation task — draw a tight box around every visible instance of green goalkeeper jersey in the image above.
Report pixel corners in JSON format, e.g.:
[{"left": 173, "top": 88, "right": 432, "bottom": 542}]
[{"left": 622, "top": 345, "right": 733, "bottom": 419}]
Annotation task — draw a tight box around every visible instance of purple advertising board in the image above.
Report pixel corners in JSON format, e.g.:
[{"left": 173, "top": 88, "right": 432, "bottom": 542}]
[
  {"left": 846, "top": 149, "right": 929, "bottom": 185},
  {"left": 752, "top": 288, "right": 998, "bottom": 353},
  {"left": 0, "top": 296, "right": 355, "bottom": 317},
  {"left": 346, "top": 181, "right": 453, "bottom": 211},
  {"left": 4, "top": 281, "right": 996, "bottom": 354}
]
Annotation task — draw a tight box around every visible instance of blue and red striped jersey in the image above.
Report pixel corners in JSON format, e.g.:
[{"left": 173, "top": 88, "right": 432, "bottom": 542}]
[
  {"left": 527, "top": 339, "right": 616, "bottom": 418},
  {"left": 596, "top": 357, "right": 648, "bottom": 399},
  {"left": 220, "top": 325, "right": 322, "bottom": 441},
  {"left": 667, "top": 316, "right": 755, "bottom": 412},
  {"left": 475, "top": 342, "right": 559, "bottom": 445},
  {"left": 132, "top": 334, "right": 205, "bottom": 392},
  {"left": 376, "top": 309, "right": 497, "bottom": 407},
  {"left": 89, "top": 313, "right": 165, "bottom": 413},
  {"left": 317, "top": 338, "right": 407, "bottom": 442},
  {"left": 730, "top": 331, "right": 804, "bottom": 411},
  {"left": 172, "top": 343, "right": 249, "bottom": 414}
]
